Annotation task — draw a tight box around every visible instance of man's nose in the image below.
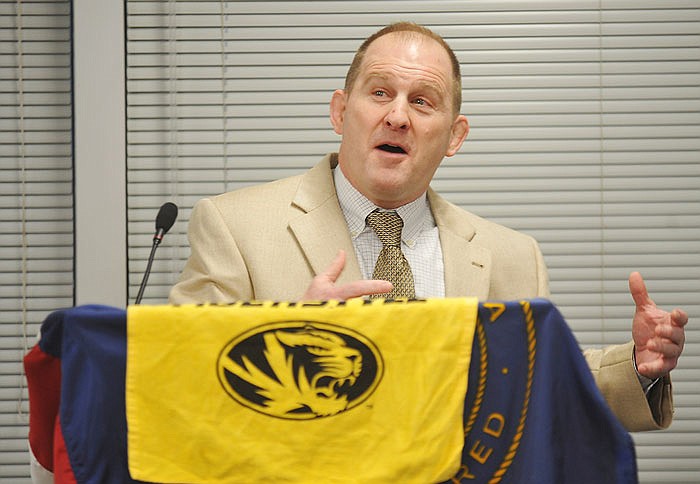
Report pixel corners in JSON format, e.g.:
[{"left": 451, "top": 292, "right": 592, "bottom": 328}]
[{"left": 384, "top": 100, "right": 410, "bottom": 130}]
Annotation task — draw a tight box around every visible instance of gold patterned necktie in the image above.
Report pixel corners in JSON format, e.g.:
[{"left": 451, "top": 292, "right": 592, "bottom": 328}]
[{"left": 366, "top": 210, "right": 416, "bottom": 299}]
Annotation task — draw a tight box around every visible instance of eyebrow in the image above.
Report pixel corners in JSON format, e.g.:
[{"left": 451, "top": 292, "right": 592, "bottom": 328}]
[{"left": 364, "top": 72, "right": 446, "bottom": 98}]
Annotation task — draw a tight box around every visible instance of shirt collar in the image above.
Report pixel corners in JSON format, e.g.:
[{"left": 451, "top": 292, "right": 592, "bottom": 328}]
[{"left": 333, "top": 166, "right": 432, "bottom": 248}]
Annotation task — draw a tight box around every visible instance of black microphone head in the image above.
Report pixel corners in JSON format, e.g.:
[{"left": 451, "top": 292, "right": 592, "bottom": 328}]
[{"left": 155, "top": 202, "right": 178, "bottom": 235}]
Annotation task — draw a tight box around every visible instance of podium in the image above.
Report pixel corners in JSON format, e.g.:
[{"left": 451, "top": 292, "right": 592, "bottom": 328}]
[{"left": 24, "top": 299, "right": 637, "bottom": 483}]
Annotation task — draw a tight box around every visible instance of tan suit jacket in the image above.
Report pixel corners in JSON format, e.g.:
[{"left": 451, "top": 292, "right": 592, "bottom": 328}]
[{"left": 170, "top": 153, "right": 672, "bottom": 431}]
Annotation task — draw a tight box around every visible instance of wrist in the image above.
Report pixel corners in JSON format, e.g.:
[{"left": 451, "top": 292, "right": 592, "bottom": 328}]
[{"left": 633, "top": 347, "right": 660, "bottom": 394}]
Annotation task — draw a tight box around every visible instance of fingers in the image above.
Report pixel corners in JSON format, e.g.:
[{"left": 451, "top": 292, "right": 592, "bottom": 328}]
[
  {"left": 654, "top": 322, "right": 686, "bottom": 347},
  {"left": 320, "top": 250, "right": 347, "bottom": 283},
  {"left": 671, "top": 308, "right": 689, "bottom": 328},
  {"left": 316, "top": 250, "right": 392, "bottom": 297},
  {"left": 628, "top": 271, "right": 653, "bottom": 308},
  {"left": 302, "top": 278, "right": 393, "bottom": 302},
  {"left": 637, "top": 322, "right": 686, "bottom": 378},
  {"left": 333, "top": 280, "right": 393, "bottom": 300},
  {"left": 637, "top": 358, "right": 678, "bottom": 379},
  {"left": 628, "top": 271, "right": 688, "bottom": 378},
  {"left": 301, "top": 250, "right": 393, "bottom": 301},
  {"left": 645, "top": 336, "right": 684, "bottom": 359}
]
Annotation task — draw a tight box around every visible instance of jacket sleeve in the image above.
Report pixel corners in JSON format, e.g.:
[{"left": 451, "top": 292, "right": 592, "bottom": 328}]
[
  {"left": 529, "top": 239, "right": 672, "bottom": 431},
  {"left": 584, "top": 341, "right": 673, "bottom": 431}
]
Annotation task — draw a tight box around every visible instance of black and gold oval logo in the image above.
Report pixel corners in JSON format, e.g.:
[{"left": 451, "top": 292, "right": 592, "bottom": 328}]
[{"left": 217, "top": 321, "right": 383, "bottom": 420}]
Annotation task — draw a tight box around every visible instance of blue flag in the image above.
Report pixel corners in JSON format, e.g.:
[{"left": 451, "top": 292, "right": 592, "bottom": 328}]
[{"left": 450, "top": 299, "right": 638, "bottom": 483}]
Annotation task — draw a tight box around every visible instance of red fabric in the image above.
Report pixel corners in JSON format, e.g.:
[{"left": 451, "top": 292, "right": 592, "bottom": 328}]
[
  {"left": 53, "top": 416, "right": 77, "bottom": 484},
  {"left": 24, "top": 345, "right": 61, "bottom": 472}
]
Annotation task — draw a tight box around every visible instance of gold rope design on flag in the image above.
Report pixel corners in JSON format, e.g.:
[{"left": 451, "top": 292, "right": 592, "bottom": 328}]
[
  {"left": 451, "top": 317, "right": 488, "bottom": 484},
  {"left": 463, "top": 317, "right": 488, "bottom": 436},
  {"left": 488, "top": 300, "right": 536, "bottom": 484}
]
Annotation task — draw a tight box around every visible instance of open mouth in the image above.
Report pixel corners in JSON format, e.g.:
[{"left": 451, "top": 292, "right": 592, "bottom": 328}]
[{"left": 377, "top": 144, "right": 407, "bottom": 154}]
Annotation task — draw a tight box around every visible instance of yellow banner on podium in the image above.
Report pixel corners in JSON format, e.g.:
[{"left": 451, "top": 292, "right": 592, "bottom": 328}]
[{"left": 126, "top": 298, "right": 477, "bottom": 483}]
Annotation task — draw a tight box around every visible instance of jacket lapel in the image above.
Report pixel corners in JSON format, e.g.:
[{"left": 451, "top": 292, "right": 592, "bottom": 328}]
[
  {"left": 428, "top": 189, "right": 492, "bottom": 299},
  {"left": 288, "top": 155, "right": 363, "bottom": 284},
  {"left": 287, "top": 156, "right": 492, "bottom": 298}
]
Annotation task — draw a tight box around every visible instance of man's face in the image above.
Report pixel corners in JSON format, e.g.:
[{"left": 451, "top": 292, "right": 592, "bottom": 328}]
[{"left": 330, "top": 32, "right": 469, "bottom": 209}]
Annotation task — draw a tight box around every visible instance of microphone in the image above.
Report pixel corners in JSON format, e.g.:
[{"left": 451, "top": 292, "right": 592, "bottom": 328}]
[
  {"left": 135, "top": 202, "right": 178, "bottom": 305},
  {"left": 154, "top": 202, "right": 178, "bottom": 243}
]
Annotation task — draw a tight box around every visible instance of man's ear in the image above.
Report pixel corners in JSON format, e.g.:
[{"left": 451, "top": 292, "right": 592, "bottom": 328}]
[
  {"left": 446, "top": 114, "right": 469, "bottom": 157},
  {"left": 329, "top": 89, "right": 347, "bottom": 135}
]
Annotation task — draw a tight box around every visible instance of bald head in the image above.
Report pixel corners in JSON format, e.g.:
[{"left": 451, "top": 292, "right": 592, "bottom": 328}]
[{"left": 344, "top": 22, "right": 463, "bottom": 115}]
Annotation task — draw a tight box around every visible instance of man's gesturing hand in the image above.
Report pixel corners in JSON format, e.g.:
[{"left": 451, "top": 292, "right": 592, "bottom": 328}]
[
  {"left": 301, "top": 250, "right": 393, "bottom": 301},
  {"left": 630, "top": 272, "right": 688, "bottom": 379}
]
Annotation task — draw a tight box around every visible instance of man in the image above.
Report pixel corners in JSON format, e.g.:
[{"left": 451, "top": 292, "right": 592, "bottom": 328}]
[{"left": 169, "top": 22, "right": 687, "bottom": 432}]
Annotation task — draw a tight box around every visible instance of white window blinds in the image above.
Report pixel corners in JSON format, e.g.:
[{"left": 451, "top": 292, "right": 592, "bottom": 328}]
[
  {"left": 0, "top": 0, "right": 73, "bottom": 481},
  {"left": 125, "top": 2, "right": 700, "bottom": 482}
]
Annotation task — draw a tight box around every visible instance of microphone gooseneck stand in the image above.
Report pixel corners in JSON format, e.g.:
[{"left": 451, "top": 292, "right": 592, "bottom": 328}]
[{"left": 135, "top": 202, "right": 178, "bottom": 305}]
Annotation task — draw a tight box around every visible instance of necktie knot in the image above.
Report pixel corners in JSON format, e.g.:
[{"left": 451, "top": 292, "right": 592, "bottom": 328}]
[{"left": 366, "top": 210, "right": 403, "bottom": 247}]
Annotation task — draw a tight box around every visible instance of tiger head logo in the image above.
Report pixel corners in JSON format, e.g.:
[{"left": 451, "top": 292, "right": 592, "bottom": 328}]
[{"left": 217, "top": 322, "right": 383, "bottom": 419}]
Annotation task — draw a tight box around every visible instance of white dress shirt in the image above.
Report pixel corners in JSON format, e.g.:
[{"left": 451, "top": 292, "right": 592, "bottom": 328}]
[{"left": 333, "top": 166, "right": 445, "bottom": 298}]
